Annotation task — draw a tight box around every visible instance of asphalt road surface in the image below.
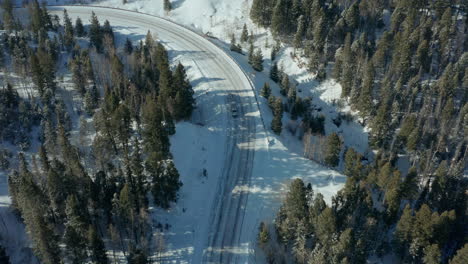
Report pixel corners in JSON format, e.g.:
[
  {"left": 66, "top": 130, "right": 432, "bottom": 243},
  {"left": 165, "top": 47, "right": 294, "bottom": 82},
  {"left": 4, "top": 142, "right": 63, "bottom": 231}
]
[{"left": 50, "top": 6, "right": 258, "bottom": 263}]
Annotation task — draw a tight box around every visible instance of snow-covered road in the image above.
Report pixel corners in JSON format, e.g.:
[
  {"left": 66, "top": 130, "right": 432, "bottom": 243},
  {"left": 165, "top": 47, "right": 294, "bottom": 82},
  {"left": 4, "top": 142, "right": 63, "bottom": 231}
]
[{"left": 49, "top": 5, "right": 260, "bottom": 263}]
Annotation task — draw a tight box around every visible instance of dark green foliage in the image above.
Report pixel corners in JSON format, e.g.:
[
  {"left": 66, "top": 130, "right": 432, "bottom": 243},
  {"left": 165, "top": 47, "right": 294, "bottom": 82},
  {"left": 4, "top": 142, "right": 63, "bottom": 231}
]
[
  {"left": 0, "top": 84, "right": 38, "bottom": 149},
  {"left": 344, "top": 148, "right": 363, "bottom": 178},
  {"left": 0, "top": 246, "right": 10, "bottom": 264},
  {"left": 1, "top": 0, "right": 15, "bottom": 32},
  {"left": 89, "top": 12, "right": 102, "bottom": 51},
  {"left": 280, "top": 74, "right": 289, "bottom": 96},
  {"left": 229, "top": 34, "right": 242, "bottom": 53},
  {"left": 87, "top": 225, "right": 108, "bottom": 264},
  {"left": 307, "top": 115, "right": 325, "bottom": 135},
  {"left": 142, "top": 97, "right": 170, "bottom": 160},
  {"left": 275, "top": 179, "right": 310, "bottom": 241},
  {"left": 84, "top": 84, "right": 100, "bottom": 115},
  {"left": 124, "top": 38, "right": 133, "bottom": 54},
  {"left": 63, "top": 9, "right": 75, "bottom": 50},
  {"left": 151, "top": 160, "right": 182, "bottom": 209},
  {"left": 75, "top": 17, "right": 85, "bottom": 37},
  {"left": 271, "top": 97, "right": 283, "bottom": 134},
  {"left": 271, "top": 0, "right": 294, "bottom": 36},
  {"left": 241, "top": 24, "right": 249, "bottom": 43},
  {"left": 163, "top": 0, "right": 172, "bottom": 12},
  {"left": 250, "top": 0, "right": 273, "bottom": 27},
  {"left": 450, "top": 244, "right": 468, "bottom": 264},
  {"left": 128, "top": 246, "right": 149, "bottom": 264},
  {"left": 269, "top": 62, "right": 279, "bottom": 82},
  {"left": 172, "top": 63, "right": 195, "bottom": 120},
  {"left": 252, "top": 49, "right": 264, "bottom": 72},
  {"left": 324, "top": 133, "right": 341, "bottom": 167},
  {"left": 258, "top": 222, "right": 270, "bottom": 245},
  {"left": 260, "top": 82, "right": 271, "bottom": 98}
]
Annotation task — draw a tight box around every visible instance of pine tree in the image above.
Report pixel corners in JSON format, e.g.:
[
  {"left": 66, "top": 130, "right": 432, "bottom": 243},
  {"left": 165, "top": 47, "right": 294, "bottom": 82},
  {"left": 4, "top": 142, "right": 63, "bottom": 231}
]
[
  {"left": 395, "top": 204, "right": 413, "bottom": 254},
  {"left": 261, "top": 83, "right": 271, "bottom": 98},
  {"left": 172, "top": 62, "right": 195, "bottom": 120},
  {"left": 315, "top": 207, "right": 336, "bottom": 244},
  {"left": 248, "top": 42, "right": 254, "bottom": 65},
  {"left": 252, "top": 49, "right": 264, "bottom": 72},
  {"left": 124, "top": 38, "right": 134, "bottom": 54},
  {"left": 340, "top": 33, "right": 353, "bottom": 98},
  {"left": 271, "top": 98, "right": 283, "bottom": 134},
  {"left": 250, "top": 0, "right": 274, "bottom": 27},
  {"left": 75, "top": 17, "right": 85, "bottom": 37},
  {"left": 270, "top": 63, "right": 279, "bottom": 82},
  {"left": 449, "top": 244, "right": 468, "bottom": 264},
  {"left": 324, "top": 133, "right": 341, "bottom": 167},
  {"left": 1, "top": 0, "right": 14, "bottom": 32},
  {"left": 402, "top": 167, "right": 419, "bottom": 199},
  {"left": 358, "top": 60, "right": 375, "bottom": 118},
  {"left": 164, "top": 0, "right": 172, "bottom": 12},
  {"left": 151, "top": 160, "right": 182, "bottom": 209},
  {"left": 87, "top": 225, "right": 109, "bottom": 264},
  {"left": 280, "top": 74, "right": 290, "bottom": 96},
  {"left": 142, "top": 96, "right": 170, "bottom": 161},
  {"left": 271, "top": 0, "right": 294, "bottom": 36},
  {"left": 258, "top": 222, "right": 270, "bottom": 245},
  {"left": 423, "top": 244, "right": 441, "bottom": 264},
  {"left": 89, "top": 12, "right": 102, "bottom": 52},
  {"left": 63, "top": 9, "right": 75, "bottom": 50},
  {"left": 384, "top": 170, "right": 402, "bottom": 221},
  {"left": 344, "top": 148, "right": 362, "bottom": 178},
  {"left": 84, "top": 84, "right": 99, "bottom": 115},
  {"left": 294, "top": 15, "right": 305, "bottom": 50},
  {"left": 240, "top": 24, "right": 249, "bottom": 43}
]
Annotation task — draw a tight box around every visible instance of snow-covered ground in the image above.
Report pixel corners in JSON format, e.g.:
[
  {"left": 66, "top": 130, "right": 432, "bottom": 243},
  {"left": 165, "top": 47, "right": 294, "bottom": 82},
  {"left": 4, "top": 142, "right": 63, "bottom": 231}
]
[{"left": 1, "top": 1, "right": 370, "bottom": 263}]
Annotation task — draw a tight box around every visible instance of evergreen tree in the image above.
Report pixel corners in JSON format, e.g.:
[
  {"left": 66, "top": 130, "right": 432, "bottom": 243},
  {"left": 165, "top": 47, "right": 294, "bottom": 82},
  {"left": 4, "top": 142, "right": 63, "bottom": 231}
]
[
  {"left": 261, "top": 82, "right": 271, "bottom": 98},
  {"left": 343, "top": 148, "right": 362, "bottom": 178},
  {"left": 87, "top": 225, "right": 108, "bottom": 264},
  {"left": 102, "top": 20, "right": 114, "bottom": 44},
  {"left": 324, "top": 133, "right": 341, "bottom": 167},
  {"left": 449, "top": 244, "right": 468, "bottom": 264},
  {"left": 258, "top": 222, "right": 270, "bottom": 245},
  {"left": 1, "top": 0, "right": 15, "bottom": 32},
  {"left": 151, "top": 160, "right": 182, "bottom": 209},
  {"left": 395, "top": 204, "right": 413, "bottom": 254},
  {"left": 75, "top": 17, "right": 85, "bottom": 37},
  {"left": 250, "top": 0, "right": 274, "bottom": 27},
  {"left": 241, "top": 24, "right": 249, "bottom": 43},
  {"left": 270, "top": 62, "right": 279, "bottom": 82},
  {"left": 172, "top": 62, "right": 195, "bottom": 120},
  {"left": 142, "top": 96, "right": 170, "bottom": 162},
  {"left": 271, "top": 0, "right": 294, "bottom": 36},
  {"left": 315, "top": 207, "right": 336, "bottom": 244},
  {"left": 340, "top": 33, "right": 353, "bottom": 98},
  {"left": 248, "top": 42, "right": 254, "bottom": 65},
  {"left": 280, "top": 74, "right": 290, "bottom": 96},
  {"left": 84, "top": 84, "right": 100, "bottom": 115},
  {"left": 423, "top": 244, "right": 441, "bottom": 264},
  {"left": 124, "top": 38, "right": 134, "bottom": 54},
  {"left": 89, "top": 12, "right": 102, "bottom": 52},
  {"left": 252, "top": 49, "right": 264, "bottom": 72},
  {"left": 271, "top": 97, "right": 283, "bottom": 134},
  {"left": 63, "top": 9, "right": 75, "bottom": 50},
  {"left": 358, "top": 60, "right": 375, "bottom": 118},
  {"left": 164, "top": 0, "right": 172, "bottom": 12}
]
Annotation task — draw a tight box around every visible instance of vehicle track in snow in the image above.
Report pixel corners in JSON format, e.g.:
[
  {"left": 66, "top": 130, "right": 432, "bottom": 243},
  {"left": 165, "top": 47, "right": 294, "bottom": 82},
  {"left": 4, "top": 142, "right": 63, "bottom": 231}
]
[{"left": 50, "top": 6, "right": 259, "bottom": 263}]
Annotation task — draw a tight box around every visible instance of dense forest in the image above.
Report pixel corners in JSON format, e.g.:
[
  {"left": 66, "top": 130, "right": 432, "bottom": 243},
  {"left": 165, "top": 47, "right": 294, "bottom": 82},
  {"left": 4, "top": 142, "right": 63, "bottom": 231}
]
[
  {"left": 250, "top": 0, "right": 467, "bottom": 263},
  {"left": 0, "top": 0, "right": 195, "bottom": 263}
]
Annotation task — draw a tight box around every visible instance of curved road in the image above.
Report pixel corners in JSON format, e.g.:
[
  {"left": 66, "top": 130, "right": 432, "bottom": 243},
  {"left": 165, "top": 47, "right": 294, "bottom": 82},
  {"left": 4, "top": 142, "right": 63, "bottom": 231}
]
[{"left": 49, "top": 6, "right": 258, "bottom": 263}]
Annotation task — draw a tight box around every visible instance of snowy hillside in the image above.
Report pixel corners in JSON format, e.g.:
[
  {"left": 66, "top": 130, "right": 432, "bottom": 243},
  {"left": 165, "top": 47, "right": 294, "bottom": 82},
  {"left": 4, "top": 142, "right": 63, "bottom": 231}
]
[{"left": 0, "top": 1, "right": 372, "bottom": 263}]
